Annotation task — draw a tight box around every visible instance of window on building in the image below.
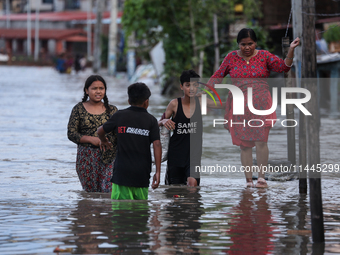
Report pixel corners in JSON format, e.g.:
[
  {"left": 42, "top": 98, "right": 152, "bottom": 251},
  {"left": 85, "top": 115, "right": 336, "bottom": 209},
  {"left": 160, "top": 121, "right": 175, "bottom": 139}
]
[{"left": 65, "top": 0, "right": 80, "bottom": 10}]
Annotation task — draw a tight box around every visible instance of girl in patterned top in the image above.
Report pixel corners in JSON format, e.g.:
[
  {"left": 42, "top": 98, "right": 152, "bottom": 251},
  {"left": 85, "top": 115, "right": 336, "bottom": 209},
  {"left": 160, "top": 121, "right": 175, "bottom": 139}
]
[
  {"left": 207, "top": 28, "right": 300, "bottom": 188},
  {"left": 67, "top": 75, "right": 118, "bottom": 192}
]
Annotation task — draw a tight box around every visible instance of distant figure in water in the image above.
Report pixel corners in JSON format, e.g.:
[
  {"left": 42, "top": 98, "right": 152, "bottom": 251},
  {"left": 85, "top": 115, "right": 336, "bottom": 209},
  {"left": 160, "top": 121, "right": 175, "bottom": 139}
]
[
  {"left": 65, "top": 54, "right": 73, "bottom": 74},
  {"left": 74, "top": 54, "right": 82, "bottom": 74},
  {"left": 80, "top": 55, "right": 87, "bottom": 71},
  {"left": 56, "top": 53, "right": 66, "bottom": 73},
  {"left": 67, "top": 75, "right": 118, "bottom": 192}
]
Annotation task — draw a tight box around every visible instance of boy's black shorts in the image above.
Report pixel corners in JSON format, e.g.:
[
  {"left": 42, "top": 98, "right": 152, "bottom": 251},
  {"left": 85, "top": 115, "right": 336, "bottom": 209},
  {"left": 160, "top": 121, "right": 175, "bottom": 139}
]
[{"left": 165, "top": 165, "right": 200, "bottom": 186}]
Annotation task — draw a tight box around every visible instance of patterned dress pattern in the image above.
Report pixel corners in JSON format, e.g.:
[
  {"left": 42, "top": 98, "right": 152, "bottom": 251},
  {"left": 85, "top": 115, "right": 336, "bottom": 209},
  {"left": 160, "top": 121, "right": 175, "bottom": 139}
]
[
  {"left": 208, "top": 50, "right": 290, "bottom": 149},
  {"left": 68, "top": 102, "right": 117, "bottom": 192}
]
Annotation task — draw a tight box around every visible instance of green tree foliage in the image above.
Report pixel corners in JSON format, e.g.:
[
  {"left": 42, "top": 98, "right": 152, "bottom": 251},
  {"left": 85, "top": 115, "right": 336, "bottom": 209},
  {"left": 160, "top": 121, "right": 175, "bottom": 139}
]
[
  {"left": 323, "top": 24, "right": 340, "bottom": 44},
  {"left": 242, "top": 0, "right": 263, "bottom": 19},
  {"left": 122, "top": 0, "right": 263, "bottom": 84}
]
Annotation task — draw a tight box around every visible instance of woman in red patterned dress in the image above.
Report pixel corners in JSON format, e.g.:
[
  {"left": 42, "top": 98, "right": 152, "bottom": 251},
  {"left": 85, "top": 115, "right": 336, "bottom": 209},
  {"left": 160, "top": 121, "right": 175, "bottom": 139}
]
[{"left": 207, "top": 28, "right": 300, "bottom": 188}]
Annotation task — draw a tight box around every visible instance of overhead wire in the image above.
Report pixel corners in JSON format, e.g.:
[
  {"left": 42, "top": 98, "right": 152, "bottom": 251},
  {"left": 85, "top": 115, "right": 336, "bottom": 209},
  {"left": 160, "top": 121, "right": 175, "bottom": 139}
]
[
  {"left": 285, "top": 8, "right": 293, "bottom": 38},
  {"left": 285, "top": 8, "right": 340, "bottom": 56},
  {"left": 302, "top": 12, "right": 340, "bottom": 16}
]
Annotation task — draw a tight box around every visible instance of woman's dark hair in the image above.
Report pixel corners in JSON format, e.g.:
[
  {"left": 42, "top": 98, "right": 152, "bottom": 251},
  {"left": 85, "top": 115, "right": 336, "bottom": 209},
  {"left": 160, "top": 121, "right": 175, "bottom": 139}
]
[
  {"left": 82, "top": 75, "right": 111, "bottom": 114},
  {"left": 128, "top": 82, "right": 151, "bottom": 105},
  {"left": 180, "top": 69, "right": 200, "bottom": 85},
  {"left": 237, "top": 28, "right": 258, "bottom": 44}
]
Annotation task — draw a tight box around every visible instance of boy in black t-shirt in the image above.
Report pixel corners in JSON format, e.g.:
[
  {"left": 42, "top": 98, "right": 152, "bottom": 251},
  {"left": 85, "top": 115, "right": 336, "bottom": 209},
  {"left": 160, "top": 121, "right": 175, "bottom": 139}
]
[{"left": 97, "top": 82, "right": 161, "bottom": 200}]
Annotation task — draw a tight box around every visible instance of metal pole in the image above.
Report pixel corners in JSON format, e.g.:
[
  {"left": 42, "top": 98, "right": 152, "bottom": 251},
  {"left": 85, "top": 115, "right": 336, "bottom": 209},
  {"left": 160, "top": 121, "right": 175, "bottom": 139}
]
[
  {"left": 27, "top": 0, "right": 31, "bottom": 56},
  {"left": 213, "top": 14, "right": 220, "bottom": 71},
  {"left": 127, "top": 33, "right": 136, "bottom": 80},
  {"left": 93, "top": 0, "right": 104, "bottom": 73},
  {"left": 87, "top": 0, "right": 92, "bottom": 60},
  {"left": 189, "top": 0, "right": 197, "bottom": 63},
  {"left": 6, "top": 0, "right": 10, "bottom": 28},
  {"left": 34, "top": 1, "right": 40, "bottom": 61},
  {"left": 198, "top": 50, "right": 204, "bottom": 77},
  {"left": 108, "top": 0, "right": 118, "bottom": 76}
]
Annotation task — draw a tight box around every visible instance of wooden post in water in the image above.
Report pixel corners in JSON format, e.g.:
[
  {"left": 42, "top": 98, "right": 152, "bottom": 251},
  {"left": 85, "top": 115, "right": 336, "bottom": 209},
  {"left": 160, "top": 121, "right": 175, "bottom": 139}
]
[
  {"left": 282, "top": 37, "right": 296, "bottom": 166},
  {"left": 301, "top": 0, "right": 325, "bottom": 243},
  {"left": 299, "top": 108, "right": 308, "bottom": 193},
  {"left": 292, "top": 0, "right": 308, "bottom": 194}
]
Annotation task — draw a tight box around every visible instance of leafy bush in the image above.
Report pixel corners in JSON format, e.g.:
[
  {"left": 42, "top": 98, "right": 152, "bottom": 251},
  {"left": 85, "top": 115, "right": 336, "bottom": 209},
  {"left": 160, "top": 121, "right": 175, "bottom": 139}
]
[
  {"left": 324, "top": 24, "right": 340, "bottom": 44},
  {"left": 122, "top": 0, "right": 265, "bottom": 89}
]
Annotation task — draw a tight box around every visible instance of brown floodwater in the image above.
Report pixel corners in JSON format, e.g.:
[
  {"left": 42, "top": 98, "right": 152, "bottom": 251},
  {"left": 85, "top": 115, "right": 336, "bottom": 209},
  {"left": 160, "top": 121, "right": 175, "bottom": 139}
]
[{"left": 0, "top": 66, "right": 339, "bottom": 254}]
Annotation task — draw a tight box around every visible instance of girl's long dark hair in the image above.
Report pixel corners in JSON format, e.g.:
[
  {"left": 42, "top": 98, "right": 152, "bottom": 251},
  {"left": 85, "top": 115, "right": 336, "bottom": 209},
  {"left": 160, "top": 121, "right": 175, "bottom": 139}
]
[{"left": 82, "top": 75, "right": 111, "bottom": 114}]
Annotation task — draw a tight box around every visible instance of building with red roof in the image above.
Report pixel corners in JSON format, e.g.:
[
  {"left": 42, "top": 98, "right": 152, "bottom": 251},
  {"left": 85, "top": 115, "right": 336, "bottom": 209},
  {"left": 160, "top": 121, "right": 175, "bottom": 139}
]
[{"left": 0, "top": 10, "right": 122, "bottom": 57}]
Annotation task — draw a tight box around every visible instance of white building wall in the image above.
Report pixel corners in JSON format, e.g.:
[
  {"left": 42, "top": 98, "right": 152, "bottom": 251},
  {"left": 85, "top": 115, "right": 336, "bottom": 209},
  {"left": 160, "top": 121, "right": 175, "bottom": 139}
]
[
  {"left": 12, "top": 39, "right": 17, "bottom": 52},
  {"left": 28, "top": 0, "right": 54, "bottom": 12},
  {"left": 48, "top": 39, "right": 56, "bottom": 54},
  {"left": 54, "top": 0, "right": 65, "bottom": 12},
  {"left": 0, "top": 20, "right": 68, "bottom": 29},
  {"left": 80, "top": 0, "right": 92, "bottom": 12}
]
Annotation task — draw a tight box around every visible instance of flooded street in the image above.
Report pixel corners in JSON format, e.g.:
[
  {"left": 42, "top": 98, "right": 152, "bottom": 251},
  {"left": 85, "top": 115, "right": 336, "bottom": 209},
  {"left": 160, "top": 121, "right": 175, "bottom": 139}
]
[{"left": 0, "top": 66, "right": 340, "bottom": 254}]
